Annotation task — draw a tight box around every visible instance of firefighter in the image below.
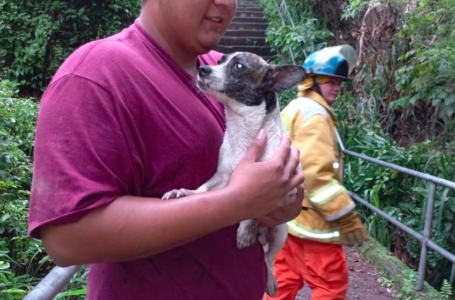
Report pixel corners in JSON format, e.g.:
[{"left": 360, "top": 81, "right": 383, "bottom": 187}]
[{"left": 267, "top": 46, "right": 368, "bottom": 300}]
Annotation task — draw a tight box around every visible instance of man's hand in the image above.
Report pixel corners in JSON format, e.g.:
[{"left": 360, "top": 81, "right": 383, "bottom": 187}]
[
  {"left": 336, "top": 211, "right": 368, "bottom": 247},
  {"left": 259, "top": 184, "right": 304, "bottom": 227},
  {"left": 227, "top": 130, "right": 305, "bottom": 221}
]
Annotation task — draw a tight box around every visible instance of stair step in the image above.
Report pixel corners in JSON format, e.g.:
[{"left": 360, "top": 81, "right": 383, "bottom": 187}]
[
  {"left": 218, "top": 0, "right": 272, "bottom": 59},
  {"left": 236, "top": 6, "right": 263, "bottom": 11},
  {"left": 235, "top": 11, "right": 264, "bottom": 18},
  {"left": 237, "top": 3, "right": 262, "bottom": 9},
  {"left": 237, "top": 0, "right": 261, "bottom": 4},
  {"left": 215, "top": 45, "right": 274, "bottom": 56},
  {"left": 223, "top": 29, "right": 267, "bottom": 37},
  {"left": 232, "top": 16, "right": 266, "bottom": 23},
  {"left": 237, "top": 1, "right": 261, "bottom": 4},
  {"left": 218, "top": 36, "right": 267, "bottom": 47},
  {"left": 228, "top": 22, "right": 268, "bottom": 30},
  {"left": 237, "top": 1, "right": 260, "bottom": 4}
]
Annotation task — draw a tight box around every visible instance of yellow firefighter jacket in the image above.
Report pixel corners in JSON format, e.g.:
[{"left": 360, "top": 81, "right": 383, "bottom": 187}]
[{"left": 281, "top": 90, "right": 356, "bottom": 243}]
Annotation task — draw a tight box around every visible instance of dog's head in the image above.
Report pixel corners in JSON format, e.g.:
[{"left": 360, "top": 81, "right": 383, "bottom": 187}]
[{"left": 197, "top": 52, "right": 307, "bottom": 113}]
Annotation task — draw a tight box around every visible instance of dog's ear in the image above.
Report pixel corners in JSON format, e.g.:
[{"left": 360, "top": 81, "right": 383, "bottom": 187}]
[{"left": 262, "top": 65, "right": 307, "bottom": 93}]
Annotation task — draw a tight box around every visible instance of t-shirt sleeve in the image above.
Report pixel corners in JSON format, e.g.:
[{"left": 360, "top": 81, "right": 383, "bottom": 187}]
[{"left": 28, "top": 75, "right": 136, "bottom": 239}]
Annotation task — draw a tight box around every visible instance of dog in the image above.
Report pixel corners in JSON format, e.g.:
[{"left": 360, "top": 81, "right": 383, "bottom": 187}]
[{"left": 162, "top": 52, "right": 306, "bottom": 296}]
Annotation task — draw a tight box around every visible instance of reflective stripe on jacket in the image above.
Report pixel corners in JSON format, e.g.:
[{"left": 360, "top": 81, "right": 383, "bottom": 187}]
[{"left": 281, "top": 90, "right": 355, "bottom": 243}]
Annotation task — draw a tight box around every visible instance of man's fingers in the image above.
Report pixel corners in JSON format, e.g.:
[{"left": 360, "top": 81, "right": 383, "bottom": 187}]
[
  {"left": 283, "top": 191, "right": 299, "bottom": 207},
  {"left": 341, "top": 229, "right": 368, "bottom": 247},
  {"left": 271, "top": 135, "right": 292, "bottom": 165},
  {"left": 287, "top": 169, "right": 305, "bottom": 192},
  {"left": 284, "top": 146, "right": 301, "bottom": 177},
  {"left": 296, "top": 184, "right": 305, "bottom": 195},
  {"left": 242, "top": 129, "right": 267, "bottom": 163}
]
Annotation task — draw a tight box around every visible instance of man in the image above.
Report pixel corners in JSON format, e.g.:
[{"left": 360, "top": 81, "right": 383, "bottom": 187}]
[
  {"left": 267, "top": 46, "right": 368, "bottom": 300},
  {"left": 28, "top": 0, "right": 304, "bottom": 299}
]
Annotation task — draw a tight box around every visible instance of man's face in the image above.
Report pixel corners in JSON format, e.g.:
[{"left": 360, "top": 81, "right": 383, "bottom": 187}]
[
  {"left": 319, "top": 77, "right": 342, "bottom": 105},
  {"left": 157, "top": 0, "right": 237, "bottom": 55}
]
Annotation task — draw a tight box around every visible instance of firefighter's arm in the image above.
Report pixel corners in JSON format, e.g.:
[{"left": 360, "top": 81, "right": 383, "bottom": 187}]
[{"left": 292, "top": 113, "right": 368, "bottom": 246}]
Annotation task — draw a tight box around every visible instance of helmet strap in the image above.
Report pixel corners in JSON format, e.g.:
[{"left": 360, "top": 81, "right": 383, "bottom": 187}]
[{"left": 312, "top": 77, "right": 322, "bottom": 97}]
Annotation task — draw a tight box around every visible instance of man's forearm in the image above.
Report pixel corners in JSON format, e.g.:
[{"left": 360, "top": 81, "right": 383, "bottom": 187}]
[{"left": 41, "top": 189, "right": 244, "bottom": 267}]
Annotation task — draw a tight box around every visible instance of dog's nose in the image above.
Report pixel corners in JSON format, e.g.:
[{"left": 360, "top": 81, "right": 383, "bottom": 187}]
[{"left": 199, "top": 65, "right": 212, "bottom": 77}]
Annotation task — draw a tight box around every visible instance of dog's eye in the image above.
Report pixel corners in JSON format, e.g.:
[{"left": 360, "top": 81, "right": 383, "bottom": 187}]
[{"left": 234, "top": 63, "right": 244, "bottom": 70}]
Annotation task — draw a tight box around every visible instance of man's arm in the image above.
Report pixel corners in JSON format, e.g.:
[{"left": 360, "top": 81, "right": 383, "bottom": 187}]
[
  {"left": 292, "top": 114, "right": 367, "bottom": 246},
  {"left": 292, "top": 114, "right": 353, "bottom": 218},
  {"left": 41, "top": 132, "right": 304, "bottom": 267}
]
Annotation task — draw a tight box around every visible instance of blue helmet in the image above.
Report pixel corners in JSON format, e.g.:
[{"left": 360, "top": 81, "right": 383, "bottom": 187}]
[{"left": 303, "top": 46, "right": 356, "bottom": 81}]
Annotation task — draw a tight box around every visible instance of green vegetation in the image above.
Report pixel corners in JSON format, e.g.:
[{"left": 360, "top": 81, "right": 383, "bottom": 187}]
[
  {"left": 0, "top": 81, "right": 89, "bottom": 299},
  {"left": 359, "top": 238, "right": 441, "bottom": 299},
  {"left": 0, "top": 80, "right": 40, "bottom": 299},
  {"left": 260, "top": 0, "right": 455, "bottom": 295},
  {"left": 0, "top": 0, "right": 141, "bottom": 96},
  {"left": 259, "top": 0, "right": 333, "bottom": 109},
  {"left": 441, "top": 279, "right": 453, "bottom": 300},
  {"left": 1, "top": 0, "right": 455, "bottom": 297},
  {"left": 0, "top": 1, "right": 141, "bottom": 298},
  {"left": 389, "top": 0, "right": 455, "bottom": 119}
]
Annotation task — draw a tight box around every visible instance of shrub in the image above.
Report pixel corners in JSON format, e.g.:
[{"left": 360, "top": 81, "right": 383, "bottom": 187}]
[
  {"left": 0, "top": 0, "right": 141, "bottom": 96},
  {"left": 0, "top": 79, "right": 41, "bottom": 298}
]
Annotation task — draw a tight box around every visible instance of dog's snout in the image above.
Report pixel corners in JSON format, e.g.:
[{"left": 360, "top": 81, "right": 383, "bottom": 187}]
[{"left": 199, "top": 65, "right": 212, "bottom": 77}]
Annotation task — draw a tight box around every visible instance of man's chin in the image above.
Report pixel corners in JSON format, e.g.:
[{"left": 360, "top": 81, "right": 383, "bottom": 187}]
[{"left": 197, "top": 35, "right": 223, "bottom": 53}]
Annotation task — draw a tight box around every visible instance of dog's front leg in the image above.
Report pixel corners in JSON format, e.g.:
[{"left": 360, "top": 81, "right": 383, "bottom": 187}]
[
  {"left": 162, "top": 171, "right": 230, "bottom": 200},
  {"left": 263, "top": 223, "right": 288, "bottom": 297},
  {"left": 237, "top": 219, "right": 260, "bottom": 249}
]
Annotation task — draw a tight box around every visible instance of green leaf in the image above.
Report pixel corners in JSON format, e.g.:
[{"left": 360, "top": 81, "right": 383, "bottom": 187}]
[
  {"left": 38, "top": 255, "right": 49, "bottom": 265},
  {"left": 55, "top": 289, "right": 87, "bottom": 299},
  {"left": 1, "top": 289, "right": 26, "bottom": 294},
  {"left": 0, "top": 261, "right": 10, "bottom": 270},
  {"left": 0, "top": 273, "right": 8, "bottom": 284},
  {"left": 446, "top": 94, "right": 455, "bottom": 105}
]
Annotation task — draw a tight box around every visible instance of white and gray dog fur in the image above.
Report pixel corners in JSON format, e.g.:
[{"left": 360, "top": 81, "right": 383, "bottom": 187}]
[{"left": 162, "top": 52, "right": 306, "bottom": 297}]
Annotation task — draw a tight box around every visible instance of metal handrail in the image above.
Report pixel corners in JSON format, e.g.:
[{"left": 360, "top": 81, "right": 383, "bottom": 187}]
[
  {"left": 272, "top": 0, "right": 308, "bottom": 62},
  {"left": 343, "top": 149, "right": 455, "bottom": 190},
  {"left": 337, "top": 129, "right": 455, "bottom": 291},
  {"left": 23, "top": 265, "right": 81, "bottom": 300}
]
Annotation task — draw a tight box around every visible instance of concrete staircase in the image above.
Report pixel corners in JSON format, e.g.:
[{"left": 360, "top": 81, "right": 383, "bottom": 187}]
[{"left": 216, "top": 0, "right": 274, "bottom": 61}]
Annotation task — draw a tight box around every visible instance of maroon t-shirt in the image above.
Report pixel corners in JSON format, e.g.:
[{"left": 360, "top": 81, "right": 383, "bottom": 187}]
[{"left": 28, "top": 19, "right": 267, "bottom": 299}]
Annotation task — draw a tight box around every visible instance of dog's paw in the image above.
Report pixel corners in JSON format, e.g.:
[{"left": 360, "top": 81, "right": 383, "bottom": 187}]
[
  {"left": 237, "top": 231, "right": 257, "bottom": 249},
  {"left": 162, "top": 189, "right": 195, "bottom": 200},
  {"left": 265, "top": 274, "right": 279, "bottom": 297}
]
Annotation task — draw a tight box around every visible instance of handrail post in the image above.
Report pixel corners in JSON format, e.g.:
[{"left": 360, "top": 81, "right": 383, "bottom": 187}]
[
  {"left": 339, "top": 152, "right": 346, "bottom": 185},
  {"left": 335, "top": 129, "right": 346, "bottom": 184},
  {"left": 450, "top": 263, "right": 455, "bottom": 285},
  {"left": 415, "top": 182, "right": 437, "bottom": 291}
]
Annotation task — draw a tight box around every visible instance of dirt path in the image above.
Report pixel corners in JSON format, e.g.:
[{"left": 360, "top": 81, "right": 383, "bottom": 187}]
[{"left": 295, "top": 247, "right": 400, "bottom": 300}]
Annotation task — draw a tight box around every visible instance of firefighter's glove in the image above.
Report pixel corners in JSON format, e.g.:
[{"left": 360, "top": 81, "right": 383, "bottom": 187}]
[{"left": 335, "top": 211, "right": 368, "bottom": 247}]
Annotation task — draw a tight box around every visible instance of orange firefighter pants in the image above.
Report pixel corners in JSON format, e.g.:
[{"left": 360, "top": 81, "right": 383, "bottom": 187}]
[{"left": 265, "top": 234, "right": 349, "bottom": 300}]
